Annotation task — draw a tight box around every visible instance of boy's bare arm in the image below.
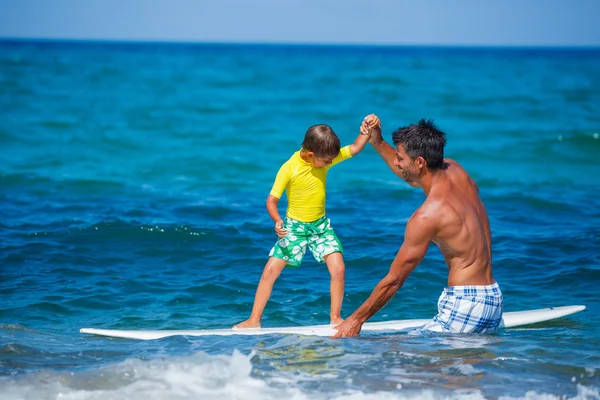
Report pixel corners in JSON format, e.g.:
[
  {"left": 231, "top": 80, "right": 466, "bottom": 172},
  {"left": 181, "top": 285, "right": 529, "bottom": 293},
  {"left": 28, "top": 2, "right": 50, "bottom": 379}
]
[
  {"left": 349, "top": 129, "right": 370, "bottom": 156},
  {"left": 349, "top": 114, "right": 380, "bottom": 156},
  {"left": 266, "top": 195, "right": 287, "bottom": 237}
]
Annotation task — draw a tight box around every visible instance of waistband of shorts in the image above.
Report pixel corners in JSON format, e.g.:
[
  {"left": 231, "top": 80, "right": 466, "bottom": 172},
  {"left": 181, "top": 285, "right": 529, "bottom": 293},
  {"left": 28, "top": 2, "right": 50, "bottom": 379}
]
[
  {"left": 444, "top": 282, "right": 501, "bottom": 297},
  {"left": 285, "top": 215, "right": 328, "bottom": 225}
]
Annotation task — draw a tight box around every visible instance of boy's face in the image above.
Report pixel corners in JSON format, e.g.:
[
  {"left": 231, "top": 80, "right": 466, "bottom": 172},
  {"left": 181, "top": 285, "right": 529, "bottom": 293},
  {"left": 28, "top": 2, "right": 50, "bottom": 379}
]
[{"left": 310, "top": 154, "right": 334, "bottom": 168}]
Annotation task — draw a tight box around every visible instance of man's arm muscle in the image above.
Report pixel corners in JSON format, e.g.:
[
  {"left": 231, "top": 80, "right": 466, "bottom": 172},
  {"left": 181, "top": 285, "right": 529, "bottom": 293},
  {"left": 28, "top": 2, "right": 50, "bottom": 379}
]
[
  {"left": 333, "top": 211, "right": 436, "bottom": 337},
  {"left": 367, "top": 126, "right": 404, "bottom": 180}
]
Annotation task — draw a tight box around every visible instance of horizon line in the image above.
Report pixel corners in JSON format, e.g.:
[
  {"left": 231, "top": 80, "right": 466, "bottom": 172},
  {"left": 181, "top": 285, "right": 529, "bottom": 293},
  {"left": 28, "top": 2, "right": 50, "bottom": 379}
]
[{"left": 1, "top": 36, "right": 600, "bottom": 51}]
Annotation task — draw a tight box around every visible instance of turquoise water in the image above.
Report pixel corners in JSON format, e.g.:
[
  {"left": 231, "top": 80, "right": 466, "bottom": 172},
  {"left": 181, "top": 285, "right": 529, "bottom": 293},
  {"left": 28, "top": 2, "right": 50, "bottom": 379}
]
[{"left": 1, "top": 40, "right": 599, "bottom": 399}]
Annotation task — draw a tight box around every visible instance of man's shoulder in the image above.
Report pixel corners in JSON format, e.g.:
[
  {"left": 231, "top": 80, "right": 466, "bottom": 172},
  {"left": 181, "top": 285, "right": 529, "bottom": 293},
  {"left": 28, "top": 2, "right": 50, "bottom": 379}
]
[
  {"left": 444, "top": 158, "right": 472, "bottom": 179},
  {"left": 444, "top": 158, "right": 462, "bottom": 169},
  {"left": 420, "top": 195, "right": 447, "bottom": 211},
  {"left": 416, "top": 193, "right": 456, "bottom": 226},
  {"left": 406, "top": 204, "right": 440, "bottom": 236},
  {"left": 411, "top": 199, "right": 445, "bottom": 222}
]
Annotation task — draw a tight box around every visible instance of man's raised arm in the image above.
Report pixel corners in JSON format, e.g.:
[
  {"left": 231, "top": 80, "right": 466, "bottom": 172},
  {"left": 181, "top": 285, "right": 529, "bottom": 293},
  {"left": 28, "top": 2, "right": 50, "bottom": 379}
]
[{"left": 361, "top": 116, "right": 403, "bottom": 180}]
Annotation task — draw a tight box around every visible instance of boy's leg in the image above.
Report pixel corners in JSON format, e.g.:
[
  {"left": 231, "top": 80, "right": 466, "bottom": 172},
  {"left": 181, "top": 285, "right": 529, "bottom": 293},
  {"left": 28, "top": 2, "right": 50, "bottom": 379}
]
[
  {"left": 323, "top": 252, "right": 345, "bottom": 325},
  {"left": 307, "top": 217, "right": 345, "bottom": 325},
  {"left": 233, "top": 256, "right": 287, "bottom": 329}
]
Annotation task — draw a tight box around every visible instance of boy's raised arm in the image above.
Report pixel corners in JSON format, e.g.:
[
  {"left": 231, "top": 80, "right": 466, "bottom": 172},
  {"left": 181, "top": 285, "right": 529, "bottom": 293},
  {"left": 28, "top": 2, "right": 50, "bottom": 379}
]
[
  {"left": 348, "top": 129, "right": 370, "bottom": 156},
  {"left": 349, "top": 114, "right": 379, "bottom": 156}
]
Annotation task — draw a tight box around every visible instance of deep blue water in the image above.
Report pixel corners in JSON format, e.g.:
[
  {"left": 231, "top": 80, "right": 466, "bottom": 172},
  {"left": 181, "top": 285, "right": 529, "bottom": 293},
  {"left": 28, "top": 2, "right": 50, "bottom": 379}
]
[{"left": 1, "top": 40, "right": 599, "bottom": 399}]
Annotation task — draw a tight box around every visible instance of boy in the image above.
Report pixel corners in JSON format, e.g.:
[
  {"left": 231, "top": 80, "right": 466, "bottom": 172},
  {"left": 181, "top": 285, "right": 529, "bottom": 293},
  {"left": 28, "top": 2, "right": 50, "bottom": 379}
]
[{"left": 233, "top": 114, "right": 379, "bottom": 329}]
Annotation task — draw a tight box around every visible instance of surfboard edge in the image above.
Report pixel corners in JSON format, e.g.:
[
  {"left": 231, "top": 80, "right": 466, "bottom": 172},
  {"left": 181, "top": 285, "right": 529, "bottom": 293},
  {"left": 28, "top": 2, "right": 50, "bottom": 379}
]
[{"left": 80, "top": 304, "right": 586, "bottom": 340}]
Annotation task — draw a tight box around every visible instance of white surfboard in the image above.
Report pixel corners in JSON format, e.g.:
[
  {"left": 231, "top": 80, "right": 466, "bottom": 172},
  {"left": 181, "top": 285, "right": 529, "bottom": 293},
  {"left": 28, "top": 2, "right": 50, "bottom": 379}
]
[{"left": 80, "top": 305, "right": 585, "bottom": 340}]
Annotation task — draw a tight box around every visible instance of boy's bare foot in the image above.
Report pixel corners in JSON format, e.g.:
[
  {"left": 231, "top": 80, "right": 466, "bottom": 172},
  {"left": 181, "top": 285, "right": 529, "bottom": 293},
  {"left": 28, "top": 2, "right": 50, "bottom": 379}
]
[
  {"left": 232, "top": 319, "right": 261, "bottom": 329},
  {"left": 330, "top": 317, "right": 344, "bottom": 325}
]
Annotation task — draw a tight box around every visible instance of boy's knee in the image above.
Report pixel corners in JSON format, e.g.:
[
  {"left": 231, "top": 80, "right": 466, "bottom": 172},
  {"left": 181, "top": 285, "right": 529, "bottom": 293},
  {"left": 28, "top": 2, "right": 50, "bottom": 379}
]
[
  {"left": 262, "top": 261, "right": 285, "bottom": 281},
  {"left": 263, "top": 266, "right": 278, "bottom": 279},
  {"left": 329, "top": 265, "right": 345, "bottom": 280}
]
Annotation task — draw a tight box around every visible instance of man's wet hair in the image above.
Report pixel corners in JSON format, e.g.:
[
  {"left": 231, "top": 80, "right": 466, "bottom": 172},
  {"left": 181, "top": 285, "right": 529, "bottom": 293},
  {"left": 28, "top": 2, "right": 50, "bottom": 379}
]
[
  {"left": 302, "top": 124, "right": 341, "bottom": 158},
  {"left": 392, "top": 119, "right": 446, "bottom": 170}
]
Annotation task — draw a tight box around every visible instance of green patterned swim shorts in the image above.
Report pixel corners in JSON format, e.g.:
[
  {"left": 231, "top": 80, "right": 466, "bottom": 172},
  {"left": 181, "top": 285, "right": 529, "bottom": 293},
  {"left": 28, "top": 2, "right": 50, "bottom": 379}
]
[{"left": 269, "top": 216, "right": 343, "bottom": 267}]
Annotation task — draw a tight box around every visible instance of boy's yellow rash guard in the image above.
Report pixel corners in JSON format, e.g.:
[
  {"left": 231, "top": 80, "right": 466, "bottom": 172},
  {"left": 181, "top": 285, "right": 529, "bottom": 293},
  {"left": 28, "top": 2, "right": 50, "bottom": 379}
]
[{"left": 269, "top": 146, "right": 353, "bottom": 223}]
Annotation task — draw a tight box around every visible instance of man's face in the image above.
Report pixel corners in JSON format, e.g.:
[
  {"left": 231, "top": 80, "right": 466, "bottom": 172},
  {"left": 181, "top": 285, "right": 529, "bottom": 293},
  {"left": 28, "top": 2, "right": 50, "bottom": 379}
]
[{"left": 394, "top": 144, "right": 420, "bottom": 186}]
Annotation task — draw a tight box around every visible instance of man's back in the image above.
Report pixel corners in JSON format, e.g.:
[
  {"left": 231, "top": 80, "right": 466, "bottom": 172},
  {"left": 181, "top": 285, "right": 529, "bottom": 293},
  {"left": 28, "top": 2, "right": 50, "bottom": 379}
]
[{"left": 425, "top": 159, "right": 494, "bottom": 287}]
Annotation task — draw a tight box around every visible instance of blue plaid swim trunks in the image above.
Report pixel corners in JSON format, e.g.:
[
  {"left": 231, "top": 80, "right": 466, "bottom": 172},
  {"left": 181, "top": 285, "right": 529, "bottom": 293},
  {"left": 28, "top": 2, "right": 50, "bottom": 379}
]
[
  {"left": 421, "top": 282, "right": 503, "bottom": 334},
  {"left": 268, "top": 216, "right": 343, "bottom": 268}
]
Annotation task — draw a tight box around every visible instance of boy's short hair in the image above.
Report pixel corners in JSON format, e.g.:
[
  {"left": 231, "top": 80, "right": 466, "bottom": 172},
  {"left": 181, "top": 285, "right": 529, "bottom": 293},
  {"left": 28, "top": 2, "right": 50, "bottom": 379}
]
[{"left": 302, "top": 124, "right": 341, "bottom": 158}]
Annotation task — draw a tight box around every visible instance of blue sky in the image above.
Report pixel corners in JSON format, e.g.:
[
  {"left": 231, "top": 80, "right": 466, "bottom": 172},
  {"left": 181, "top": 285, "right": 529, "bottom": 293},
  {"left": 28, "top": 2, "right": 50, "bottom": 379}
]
[{"left": 1, "top": 0, "right": 599, "bottom": 46}]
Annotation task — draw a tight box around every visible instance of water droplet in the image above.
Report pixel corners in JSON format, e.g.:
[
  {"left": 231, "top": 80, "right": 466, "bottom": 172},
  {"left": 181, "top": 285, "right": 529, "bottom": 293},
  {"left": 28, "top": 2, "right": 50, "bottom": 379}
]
[
  {"left": 557, "top": 135, "right": 563, "bottom": 141},
  {"left": 593, "top": 133, "right": 599, "bottom": 139}
]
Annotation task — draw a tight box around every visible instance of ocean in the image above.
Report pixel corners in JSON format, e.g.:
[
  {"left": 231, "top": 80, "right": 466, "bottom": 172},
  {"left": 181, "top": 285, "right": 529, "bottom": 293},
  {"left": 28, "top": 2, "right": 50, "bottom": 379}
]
[{"left": 1, "top": 40, "right": 599, "bottom": 399}]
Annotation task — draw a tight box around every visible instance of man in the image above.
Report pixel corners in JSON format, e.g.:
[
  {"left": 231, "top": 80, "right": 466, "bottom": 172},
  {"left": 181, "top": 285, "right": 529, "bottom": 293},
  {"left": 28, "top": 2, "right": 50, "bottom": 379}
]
[{"left": 334, "top": 116, "right": 502, "bottom": 337}]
